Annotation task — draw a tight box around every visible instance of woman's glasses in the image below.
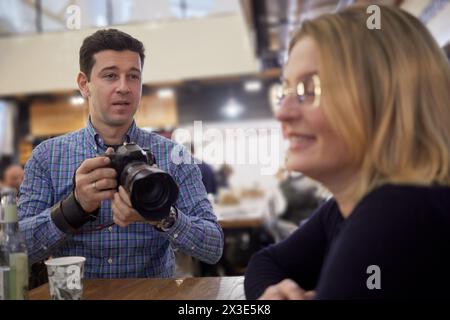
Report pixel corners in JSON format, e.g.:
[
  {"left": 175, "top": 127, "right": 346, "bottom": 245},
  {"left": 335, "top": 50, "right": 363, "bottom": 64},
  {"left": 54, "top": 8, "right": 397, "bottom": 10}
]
[{"left": 270, "top": 73, "right": 321, "bottom": 114}]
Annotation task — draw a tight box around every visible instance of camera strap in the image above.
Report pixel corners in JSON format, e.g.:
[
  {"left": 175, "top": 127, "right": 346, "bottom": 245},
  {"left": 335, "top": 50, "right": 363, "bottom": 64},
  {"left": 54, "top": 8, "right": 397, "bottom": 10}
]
[
  {"left": 50, "top": 171, "right": 100, "bottom": 234},
  {"left": 50, "top": 192, "right": 98, "bottom": 234}
]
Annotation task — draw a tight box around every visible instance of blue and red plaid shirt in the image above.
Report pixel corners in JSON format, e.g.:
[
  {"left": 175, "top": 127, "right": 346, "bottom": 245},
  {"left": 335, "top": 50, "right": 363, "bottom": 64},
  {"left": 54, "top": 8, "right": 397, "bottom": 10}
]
[{"left": 18, "top": 120, "right": 223, "bottom": 278}]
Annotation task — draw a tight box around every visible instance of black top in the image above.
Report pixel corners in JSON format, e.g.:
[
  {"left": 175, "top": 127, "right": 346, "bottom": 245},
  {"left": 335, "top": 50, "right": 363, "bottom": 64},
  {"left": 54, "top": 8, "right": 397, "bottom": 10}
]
[{"left": 244, "top": 184, "right": 450, "bottom": 299}]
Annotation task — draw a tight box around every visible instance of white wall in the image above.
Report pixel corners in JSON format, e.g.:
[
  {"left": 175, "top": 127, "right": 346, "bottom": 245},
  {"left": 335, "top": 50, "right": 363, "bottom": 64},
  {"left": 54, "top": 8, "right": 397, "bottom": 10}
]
[{"left": 0, "top": 12, "right": 258, "bottom": 96}]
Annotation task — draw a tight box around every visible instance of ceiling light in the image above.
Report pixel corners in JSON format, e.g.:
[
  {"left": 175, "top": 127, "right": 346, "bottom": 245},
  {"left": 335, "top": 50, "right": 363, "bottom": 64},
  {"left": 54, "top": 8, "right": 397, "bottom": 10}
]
[
  {"left": 244, "top": 80, "right": 262, "bottom": 92},
  {"left": 70, "top": 96, "right": 85, "bottom": 106},
  {"left": 157, "top": 88, "right": 175, "bottom": 99},
  {"left": 222, "top": 98, "right": 243, "bottom": 118}
]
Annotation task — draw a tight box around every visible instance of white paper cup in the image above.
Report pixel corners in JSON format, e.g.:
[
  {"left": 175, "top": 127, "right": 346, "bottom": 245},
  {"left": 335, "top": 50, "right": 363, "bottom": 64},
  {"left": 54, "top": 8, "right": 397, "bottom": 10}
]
[{"left": 44, "top": 256, "right": 86, "bottom": 300}]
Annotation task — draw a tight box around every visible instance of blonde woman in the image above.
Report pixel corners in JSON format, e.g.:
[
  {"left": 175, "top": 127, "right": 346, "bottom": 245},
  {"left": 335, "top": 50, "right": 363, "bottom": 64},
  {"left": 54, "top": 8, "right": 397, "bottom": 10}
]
[{"left": 244, "top": 5, "right": 450, "bottom": 300}]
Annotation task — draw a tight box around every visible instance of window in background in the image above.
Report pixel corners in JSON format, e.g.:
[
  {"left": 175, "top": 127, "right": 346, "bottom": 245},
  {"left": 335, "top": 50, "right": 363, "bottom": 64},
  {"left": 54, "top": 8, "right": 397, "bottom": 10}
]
[
  {"left": 0, "top": 100, "right": 17, "bottom": 156},
  {"left": 0, "top": 0, "right": 36, "bottom": 36}
]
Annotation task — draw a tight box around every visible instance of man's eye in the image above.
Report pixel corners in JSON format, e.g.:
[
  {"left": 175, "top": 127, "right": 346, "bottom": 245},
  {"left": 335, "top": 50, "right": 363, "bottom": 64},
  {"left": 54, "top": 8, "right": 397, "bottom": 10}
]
[
  {"left": 104, "top": 74, "right": 116, "bottom": 79},
  {"left": 129, "top": 74, "right": 140, "bottom": 80}
]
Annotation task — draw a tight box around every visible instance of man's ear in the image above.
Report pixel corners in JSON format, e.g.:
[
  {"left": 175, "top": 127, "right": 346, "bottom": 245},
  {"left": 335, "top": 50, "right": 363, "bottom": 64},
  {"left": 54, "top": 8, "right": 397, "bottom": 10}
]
[{"left": 77, "top": 72, "right": 90, "bottom": 98}]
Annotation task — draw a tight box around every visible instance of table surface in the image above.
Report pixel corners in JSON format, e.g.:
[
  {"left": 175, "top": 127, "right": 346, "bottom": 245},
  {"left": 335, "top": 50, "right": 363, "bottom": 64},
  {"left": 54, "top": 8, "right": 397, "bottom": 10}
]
[
  {"left": 28, "top": 276, "right": 245, "bottom": 300},
  {"left": 215, "top": 197, "right": 270, "bottom": 229},
  {"left": 218, "top": 216, "right": 265, "bottom": 229}
]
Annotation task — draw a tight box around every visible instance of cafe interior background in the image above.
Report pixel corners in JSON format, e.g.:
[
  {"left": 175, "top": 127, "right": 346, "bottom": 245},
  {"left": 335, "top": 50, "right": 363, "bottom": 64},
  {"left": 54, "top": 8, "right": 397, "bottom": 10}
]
[{"left": 0, "top": 0, "right": 449, "bottom": 279}]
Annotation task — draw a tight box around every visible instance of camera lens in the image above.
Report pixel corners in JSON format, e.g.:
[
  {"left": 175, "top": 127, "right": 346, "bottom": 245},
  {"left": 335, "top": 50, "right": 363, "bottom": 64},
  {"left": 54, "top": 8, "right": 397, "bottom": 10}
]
[
  {"left": 136, "top": 180, "right": 165, "bottom": 206},
  {"left": 133, "top": 175, "right": 168, "bottom": 207},
  {"left": 121, "top": 162, "right": 179, "bottom": 220}
]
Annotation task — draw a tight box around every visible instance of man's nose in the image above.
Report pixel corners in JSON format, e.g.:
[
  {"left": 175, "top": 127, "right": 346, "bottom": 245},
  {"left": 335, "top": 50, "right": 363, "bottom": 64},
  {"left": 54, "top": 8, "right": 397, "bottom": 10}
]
[{"left": 116, "top": 76, "right": 131, "bottom": 94}]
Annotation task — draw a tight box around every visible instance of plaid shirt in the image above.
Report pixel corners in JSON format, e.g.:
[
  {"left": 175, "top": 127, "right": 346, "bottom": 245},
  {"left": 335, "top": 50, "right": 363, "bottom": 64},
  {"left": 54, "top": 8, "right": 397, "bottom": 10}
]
[{"left": 18, "top": 120, "right": 223, "bottom": 278}]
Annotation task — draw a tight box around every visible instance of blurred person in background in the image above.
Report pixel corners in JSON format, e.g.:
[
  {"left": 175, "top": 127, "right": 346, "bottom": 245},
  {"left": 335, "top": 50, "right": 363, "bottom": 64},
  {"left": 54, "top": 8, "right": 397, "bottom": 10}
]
[
  {"left": 155, "top": 128, "right": 174, "bottom": 140},
  {"left": 276, "top": 168, "right": 323, "bottom": 226},
  {"left": 190, "top": 143, "right": 218, "bottom": 195},
  {"left": 245, "top": 5, "right": 450, "bottom": 299},
  {"left": 2, "top": 164, "right": 24, "bottom": 194},
  {"left": 263, "top": 168, "right": 324, "bottom": 242},
  {"left": 18, "top": 29, "right": 223, "bottom": 280},
  {"left": 216, "top": 163, "right": 233, "bottom": 189}
]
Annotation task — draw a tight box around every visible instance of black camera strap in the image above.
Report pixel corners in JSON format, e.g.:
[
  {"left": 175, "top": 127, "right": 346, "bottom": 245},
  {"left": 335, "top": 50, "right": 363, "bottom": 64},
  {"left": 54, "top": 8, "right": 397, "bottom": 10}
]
[
  {"left": 50, "top": 171, "right": 99, "bottom": 234},
  {"left": 50, "top": 192, "right": 98, "bottom": 234}
]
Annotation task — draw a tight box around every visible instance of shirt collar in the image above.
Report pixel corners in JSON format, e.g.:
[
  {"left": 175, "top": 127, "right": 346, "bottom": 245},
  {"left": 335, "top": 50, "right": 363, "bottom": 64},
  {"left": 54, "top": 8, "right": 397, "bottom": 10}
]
[{"left": 85, "top": 117, "right": 139, "bottom": 153}]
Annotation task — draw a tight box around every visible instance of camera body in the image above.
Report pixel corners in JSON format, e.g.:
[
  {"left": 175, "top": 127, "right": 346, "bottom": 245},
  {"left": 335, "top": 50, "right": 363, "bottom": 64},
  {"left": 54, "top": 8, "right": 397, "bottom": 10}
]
[
  {"left": 107, "top": 143, "right": 156, "bottom": 174},
  {"left": 105, "top": 143, "right": 179, "bottom": 221}
]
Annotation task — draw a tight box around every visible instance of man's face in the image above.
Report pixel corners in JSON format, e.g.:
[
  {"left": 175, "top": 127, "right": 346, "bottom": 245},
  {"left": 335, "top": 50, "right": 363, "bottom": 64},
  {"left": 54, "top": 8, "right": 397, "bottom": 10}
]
[{"left": 81, "top": 50, "right": 142, "bottom": 127}]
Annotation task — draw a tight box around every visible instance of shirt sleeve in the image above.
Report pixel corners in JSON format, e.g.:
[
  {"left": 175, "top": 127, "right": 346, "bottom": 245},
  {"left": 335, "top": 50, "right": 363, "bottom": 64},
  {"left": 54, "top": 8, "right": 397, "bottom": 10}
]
[
  {"left": 244, "top": 201, "right": 335, "bottom": 300},
  {"left": 18, "top": 142, "right": 68, "bottom": 264},
  {"left": 163, "top": 154, "right": 224, "bottom": 265}
]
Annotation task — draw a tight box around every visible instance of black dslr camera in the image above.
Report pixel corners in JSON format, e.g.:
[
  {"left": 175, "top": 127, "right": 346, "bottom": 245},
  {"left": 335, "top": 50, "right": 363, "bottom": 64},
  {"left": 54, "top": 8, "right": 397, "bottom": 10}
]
[{"left": 105, "top": 143, "right": 179, "bottom": 220}]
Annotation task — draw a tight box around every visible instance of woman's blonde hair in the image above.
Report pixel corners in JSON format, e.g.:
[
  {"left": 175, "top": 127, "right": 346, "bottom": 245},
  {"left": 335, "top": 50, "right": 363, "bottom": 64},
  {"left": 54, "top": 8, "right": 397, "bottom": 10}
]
[{"left": 289, "top": 5, "right": 450, "bottom": 200}]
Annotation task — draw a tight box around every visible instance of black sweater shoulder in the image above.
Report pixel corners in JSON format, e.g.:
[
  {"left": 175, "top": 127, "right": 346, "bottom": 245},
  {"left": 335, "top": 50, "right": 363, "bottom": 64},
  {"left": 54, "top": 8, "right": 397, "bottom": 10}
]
[
  {"left": 244, "top": 184, "right": 450, "bottom": 300},
  {"left": 316, "top": 184, "right": 450, "bottom": 299}
]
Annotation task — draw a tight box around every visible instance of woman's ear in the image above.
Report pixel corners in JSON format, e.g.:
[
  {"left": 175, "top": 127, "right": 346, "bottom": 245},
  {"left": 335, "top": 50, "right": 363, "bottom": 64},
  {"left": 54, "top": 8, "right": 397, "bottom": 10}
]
[{"left": 77, "top": 72, "right": 90, "bottom": 98}]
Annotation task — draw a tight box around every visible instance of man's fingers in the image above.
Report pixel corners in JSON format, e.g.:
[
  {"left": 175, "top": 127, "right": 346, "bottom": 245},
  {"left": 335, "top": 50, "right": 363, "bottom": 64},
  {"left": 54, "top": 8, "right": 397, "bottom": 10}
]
[
  {"left": 74, "top": 156, "right": 115, "bottom": 213},
  {"left": 93, "top": 178, "right": 117, "bottom": 191},
  {"left": 112, "top": 200, "right": 140, "bottom": 227},
  {"left": 113, "top": 192, "right": 130, "bottom": 217},
  {"left": 118, "top": 186, "right": 132, "bottom": 207},
  {"left": 105, "top": 147, "right": 115, "bottom": 155},
  {"left": 112, "top": 192, "right": 143, "bottom": 223},
  {"left": 89, "top": 168, "right": 117, "bottom": 182},
  {"left": 77, "top": 157, "right": 110, "bottom": 174},
  {"left": 112, "top": 213, "right": 127, "bottom": 228},
  {"left": 92, "top": 190, "right": 115, "bottom": 202},
  {"left": 112, "top": 203, "right": 126, "bottom": 226}
]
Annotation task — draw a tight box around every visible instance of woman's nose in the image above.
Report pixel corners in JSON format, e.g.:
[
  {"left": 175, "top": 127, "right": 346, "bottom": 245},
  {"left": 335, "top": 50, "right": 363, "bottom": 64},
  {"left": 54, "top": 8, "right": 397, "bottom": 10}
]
[{"left": 274, "top": 95, "right": 302, "bottom": 122}]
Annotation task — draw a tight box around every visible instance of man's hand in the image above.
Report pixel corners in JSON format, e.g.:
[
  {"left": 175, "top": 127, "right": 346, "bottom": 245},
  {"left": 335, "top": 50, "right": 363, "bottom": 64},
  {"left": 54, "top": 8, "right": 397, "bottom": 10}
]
[
  {"left": 74, "top": 148, "right": 117, "bottom": 213},
  {"left": 112, "top": 186, "right": 150, "bottom": 227},
  {"left": 258, "top": 279, "right": 316, "bottom": 300}
]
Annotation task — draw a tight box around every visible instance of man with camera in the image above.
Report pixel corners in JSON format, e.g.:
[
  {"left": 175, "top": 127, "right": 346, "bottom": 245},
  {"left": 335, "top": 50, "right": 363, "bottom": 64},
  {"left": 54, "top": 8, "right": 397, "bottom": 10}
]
[{"left": 18, "top": 29, "right": 224, "bottom": 279}]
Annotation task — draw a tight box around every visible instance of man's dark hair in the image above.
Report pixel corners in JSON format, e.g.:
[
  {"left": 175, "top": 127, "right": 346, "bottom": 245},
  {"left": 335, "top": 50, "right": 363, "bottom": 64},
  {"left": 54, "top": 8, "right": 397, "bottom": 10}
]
[{"left": 79, "top": 29, "right": 145, "bottom": 80}]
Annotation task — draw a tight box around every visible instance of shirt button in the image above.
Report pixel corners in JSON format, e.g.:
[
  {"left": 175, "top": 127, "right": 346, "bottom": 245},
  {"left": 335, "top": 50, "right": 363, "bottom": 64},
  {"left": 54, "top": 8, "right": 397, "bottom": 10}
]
[
  {"left": 173, "top": 233, "right": 178, "bottom": 239},
  {"left": 191, "top": 246, "right": 195, "bottom": 250},
  {"left": 108, "top": 258, "right": 113, "bottom": 264},
  {"left": 108, "top": 226, "right": 113, "bottom": 232}
]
